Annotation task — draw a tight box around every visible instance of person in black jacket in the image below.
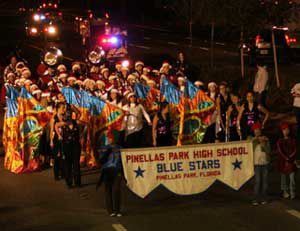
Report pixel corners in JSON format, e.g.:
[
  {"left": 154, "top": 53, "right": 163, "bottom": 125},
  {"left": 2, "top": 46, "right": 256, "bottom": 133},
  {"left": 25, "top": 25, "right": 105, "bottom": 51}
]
[{"left": 96, "top": 144, "right": 123, "bottom": 217}]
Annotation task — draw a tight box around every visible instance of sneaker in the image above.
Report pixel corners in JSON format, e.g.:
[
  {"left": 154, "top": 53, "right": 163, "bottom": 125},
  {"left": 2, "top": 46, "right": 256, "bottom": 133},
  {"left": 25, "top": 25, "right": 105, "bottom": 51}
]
[
  {"left": 282, "top": 191, "right": 290, "bottom": 199},
  {"left": 290, "top": 195, "right": 296, "bottom": 200},
  {"left": 116, "top": 213, "right": 123, "bottom": 217},
  {"left": 110, "top": 213, "right": 116, "bottom": 217},
  {"left": 252, "top": 200, "right": 259, "bottom": 206}
]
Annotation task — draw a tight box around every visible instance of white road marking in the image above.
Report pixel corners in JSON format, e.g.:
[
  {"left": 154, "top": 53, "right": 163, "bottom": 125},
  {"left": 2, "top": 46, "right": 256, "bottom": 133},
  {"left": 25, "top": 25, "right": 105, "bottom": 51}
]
[
  {"left": 112, "top": 224, "right": 128, "bottom": 231},
  {"left": 129, "top": 43, "right": 151, "bottom": 50},
  {"left": 216, "top": 42, "right": 225, "bottom": 46},
  {"left": 287, "top": 210, "right": 300, "bottom": 219},
  {"left": 196, "top": 46, "right": 209, "bottom": 51},
  {"left": 167, "top": 42, "right": 179, "bottom": 46}
]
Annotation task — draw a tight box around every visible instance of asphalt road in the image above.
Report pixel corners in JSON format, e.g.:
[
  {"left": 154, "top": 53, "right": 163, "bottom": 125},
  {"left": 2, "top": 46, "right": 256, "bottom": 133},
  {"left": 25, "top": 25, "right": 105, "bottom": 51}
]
[{"left": 1, "top": 156, "right": 300, "bottom": 231}]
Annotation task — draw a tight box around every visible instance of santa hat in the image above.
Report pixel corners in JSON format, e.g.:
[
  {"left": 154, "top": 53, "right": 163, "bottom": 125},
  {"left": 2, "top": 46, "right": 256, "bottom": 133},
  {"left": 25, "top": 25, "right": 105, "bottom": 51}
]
[
  {"left": 177, "top": 76, "right": 186, "bottom": 82},
  {"left": 108, "top": 75, "right": 117, "bottom": 81},
  {"left": 58, "top": 72, "right": 68, "bottom": 80},
  {"left": 96, "top": 80, "right": 105, "bottom": 86},
  {"left": 121, "top": 66, "right": 129, "bottom": 71},
  {"left": 67, "top": 76, "right": 77, "bottom": 82},
  {"left": 89, "top": 79, "right": 96, "bottom": 86},
  {"left": 24, "top": 79, "right": 32, "bottom": 85},
  {"left": 6, "top": 72, "right": 15, "bottom": 79},
  {"left": 14, "top": 79, "right": 21, "bottom": 85},
  {"left": 143, "top": 66, "right": 152, "bottom": 73},
  {"left": 251, "top": 123, "right": 262, "bottom": 131},
  {"left": 82, "top": 78, "right": 90, "bottom": 86},
  {"left": 208, "top": 82, "right": 217, "bottom": 88},
  {"left": 110, "top": 88, "right": 119, "bottom": 94},
  {"left": 127, "top": 92, "right": 136, "bottom": 99},
  {"left": 72, "top": 63, "right": 81, "bottom": 71},
  {"left": 41, "top": 90, "right": 51, "bottom": 97},
  {"left": 135, "top": 61, "right": 144, "bottom": 67},
  {"left": 16, "top": 62, "right": 25, "bottom": 70},
  {"left": 22, "top": 68, "right": 31, "bottom": 77},
  {"left": 32, "top": 89, "right": 42, "bottom": 96},
  {"left": 127, "top": 74, "right": 136, "bottom": 81},
  {"left": 57, "top": 64, "right": 67, "bottom": 72},
  {"left": 194, "top": 81, "right": 204, "bottom": 87},
  {"left": 75, "top": 79, "right": 83, "bottom": 85},
  {"left": 115, "top": 62, "right": 122, "bottom": 68},
  {"left": 280, "top": 123, "right": 289, "bottom": 130},
  {"left": 101, "top": 68, "right": 109, "bottom": 75},
  {"left": 161, "top": 62, "right": 172, "bottom": 69},
  {"left": 30, "top": 84, "right": 38, "bottom": 92}
]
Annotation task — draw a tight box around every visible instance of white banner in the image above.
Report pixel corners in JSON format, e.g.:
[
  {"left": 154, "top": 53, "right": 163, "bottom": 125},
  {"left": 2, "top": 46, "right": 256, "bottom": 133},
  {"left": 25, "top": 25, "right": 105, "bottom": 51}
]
[{"left": 121, "top": 141, "right": 254, "bottom": 198}]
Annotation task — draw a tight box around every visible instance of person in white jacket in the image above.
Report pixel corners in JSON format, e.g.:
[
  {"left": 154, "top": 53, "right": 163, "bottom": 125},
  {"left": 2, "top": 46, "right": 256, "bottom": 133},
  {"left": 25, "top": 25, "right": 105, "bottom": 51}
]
[
  {"left": 253, "top": 65, "right": 268, "bottom": 107},
  {"left": 122, "top": 92, "right": 151, "bottom": 148}
]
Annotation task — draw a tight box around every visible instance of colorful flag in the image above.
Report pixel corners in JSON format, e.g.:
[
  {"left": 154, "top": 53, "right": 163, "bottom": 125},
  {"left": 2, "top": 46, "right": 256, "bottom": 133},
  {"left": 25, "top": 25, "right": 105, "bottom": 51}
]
[
  {"left": 159, "top": 77, "right": 215, "bottom": 145},
  {"left": 3, "top": 85, "right": 20, "bottom": 172},
  {"left": 4, "top": 88, "right": 52, "bottom": 173},
  {"left": 134, "top": 82, "right": 159, "bottom": 114}
]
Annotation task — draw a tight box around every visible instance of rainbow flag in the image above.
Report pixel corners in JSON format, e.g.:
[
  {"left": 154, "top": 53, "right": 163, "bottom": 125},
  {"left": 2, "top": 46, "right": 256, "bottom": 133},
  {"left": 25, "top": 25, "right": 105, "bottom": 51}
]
[
  {"left": 134, "top": 82, "right": 159, "bottom": 114},
  {"left": 160, "top": 77, "right": 215, "bottom": 145},
  {"left": 4, "top": 87, "right": 51, "bottom": 173},
  {"left": 3, "top": 85, "right": 20, "bottom": 172}
]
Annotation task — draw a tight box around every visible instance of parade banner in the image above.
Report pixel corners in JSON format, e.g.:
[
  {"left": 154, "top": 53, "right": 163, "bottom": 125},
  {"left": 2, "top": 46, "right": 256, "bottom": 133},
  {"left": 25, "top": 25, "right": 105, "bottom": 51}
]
[{"left": 121, "top": 141, "right": 254, "bottom": 198}]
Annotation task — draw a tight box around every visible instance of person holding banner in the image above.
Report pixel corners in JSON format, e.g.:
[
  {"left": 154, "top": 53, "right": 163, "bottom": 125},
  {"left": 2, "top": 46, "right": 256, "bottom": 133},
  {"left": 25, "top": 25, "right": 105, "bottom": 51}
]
[
  {"left": 251, "top": 123, "right": 271, "bottom": 205},
  {"left": 96, "top": 144, "right": 123, "bottom": 217},
  {"left": 152, "top": 102, "right": 173, "bottom": 147},
  {"left": 123, "top": 92, "right": 152, "bottom": 148}
]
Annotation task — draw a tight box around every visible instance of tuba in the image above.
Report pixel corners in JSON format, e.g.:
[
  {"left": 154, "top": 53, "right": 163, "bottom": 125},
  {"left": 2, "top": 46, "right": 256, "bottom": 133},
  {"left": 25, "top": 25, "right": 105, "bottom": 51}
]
[
  {"left": 42, "top": 47, "right": 63, "bottom": 67},
  {"left": 87, "top": 46, "right": 105, "bottom": 65}
]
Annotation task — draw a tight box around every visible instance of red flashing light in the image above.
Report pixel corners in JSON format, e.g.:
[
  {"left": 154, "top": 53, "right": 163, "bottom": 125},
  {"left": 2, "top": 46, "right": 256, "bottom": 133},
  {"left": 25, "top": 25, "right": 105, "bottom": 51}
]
[
  {"left": 42, "top": 3, "right": 46, "bottom": 8},
  {"left": 285, "top": 35, "right": 297, "bottom": 44},
  {"left": 58, "top": 12, "right": 62, "bottom": 16},
  {"left": 102, "top": 38, "right": 107, "bottom": 43},
  {"left": 89, "top": 13, "right": 93, "bottom": 19},
  {"left": 54, "top": 4, "right": 58, "bottom": 8},
  {"left": 255, "top": 35, "right": 260, "bottom": 46}
]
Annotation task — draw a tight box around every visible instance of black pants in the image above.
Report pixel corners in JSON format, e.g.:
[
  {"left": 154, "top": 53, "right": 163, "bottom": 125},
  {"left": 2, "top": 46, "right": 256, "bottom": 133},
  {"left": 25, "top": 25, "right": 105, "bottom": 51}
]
[
  {"left": 63, "top": 143, "right": 81, "bottom": 187},
  {"left": 53, "top": 155, "right": 64, "bottom": 180},
  {"left": 103, "top": 168, "right": 122, "bottom": 214},
  {"left": 255, "top": 91, "right": 267, "bottom": 108},
  {"left": 53, "top": 141, "right": 64, "bottom": 180},
  {"left": 203, "top": 123, "right": 216, "bottom": 143}
]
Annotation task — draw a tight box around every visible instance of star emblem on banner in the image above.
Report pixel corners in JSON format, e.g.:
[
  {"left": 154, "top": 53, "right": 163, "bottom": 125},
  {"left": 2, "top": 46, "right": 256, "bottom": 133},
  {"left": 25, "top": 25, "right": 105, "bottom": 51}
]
[
  {"left": 134, "top": 166, "right": 145, "bottom": 178},
  {"left": 232, "top": 159, "right": 242, "bottom": 170}
]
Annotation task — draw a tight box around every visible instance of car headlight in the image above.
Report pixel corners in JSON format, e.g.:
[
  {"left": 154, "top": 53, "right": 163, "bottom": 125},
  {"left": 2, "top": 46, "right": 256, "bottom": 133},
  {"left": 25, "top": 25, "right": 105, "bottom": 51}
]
[{"left": 48, "top": 26, "right": 56, "bottom": 34}]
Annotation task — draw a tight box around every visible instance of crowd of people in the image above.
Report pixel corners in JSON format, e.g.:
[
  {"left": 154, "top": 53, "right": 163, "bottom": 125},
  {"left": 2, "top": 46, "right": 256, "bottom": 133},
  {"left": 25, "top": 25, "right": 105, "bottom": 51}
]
[{"left": 1, "top": 51, "right": 300, "bottom": 216}]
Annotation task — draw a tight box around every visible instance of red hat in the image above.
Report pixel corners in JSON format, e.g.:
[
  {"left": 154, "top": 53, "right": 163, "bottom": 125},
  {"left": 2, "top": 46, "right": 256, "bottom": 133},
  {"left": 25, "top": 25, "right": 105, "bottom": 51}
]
[
  {"left": 280, "top": 123, "right": 289, "bottom": 130},
  {"left": 251, "top": 123, "right": 262, "bottom": 131}
]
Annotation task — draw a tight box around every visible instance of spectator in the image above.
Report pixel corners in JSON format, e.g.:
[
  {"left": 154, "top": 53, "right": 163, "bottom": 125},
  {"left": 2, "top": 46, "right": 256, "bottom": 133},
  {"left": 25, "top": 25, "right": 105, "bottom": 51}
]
[
  {"left": 276, "top": 123, "right": 297, "bottom": 200},
  {"left": 251, "top": 123, "right": 271, "bottom": 205},
  {"left": 253, "top": 64, "right": 268, "bottom": 108}
]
